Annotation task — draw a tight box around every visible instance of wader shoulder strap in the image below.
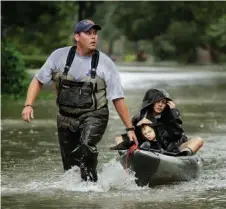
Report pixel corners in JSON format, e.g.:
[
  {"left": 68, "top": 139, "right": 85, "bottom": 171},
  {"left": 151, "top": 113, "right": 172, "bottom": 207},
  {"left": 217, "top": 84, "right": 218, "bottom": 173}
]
[
  {"left": 63, "top": 46, "right": 76, "bottom": 76},
  {"left": 90, "top": 50, "right": 99, "bottom": 79},
  {"left": 63, "top": 46, "right": 99, "bottom": 78}
]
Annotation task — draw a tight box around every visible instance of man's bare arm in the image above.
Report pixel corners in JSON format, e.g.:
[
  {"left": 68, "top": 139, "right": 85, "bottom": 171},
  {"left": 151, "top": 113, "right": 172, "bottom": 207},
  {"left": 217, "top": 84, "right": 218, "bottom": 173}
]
[
  {"left": 113, "top": 98, "right": 138, "bottom": 145},
  {"left": 113, "top": 98, "right": 133, "bottom": 128},
  {"left": 22, "top": 77, "right": 43, "bottom": 122}
]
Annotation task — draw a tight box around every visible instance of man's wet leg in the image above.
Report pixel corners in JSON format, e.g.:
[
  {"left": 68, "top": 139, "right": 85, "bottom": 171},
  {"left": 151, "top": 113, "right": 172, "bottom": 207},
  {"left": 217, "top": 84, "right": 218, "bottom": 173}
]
[
  {"left": 71, "top": 143, "right": 98, "bottom": 182},
  {"left": 77, "top": 110, "right": 108, "bottom": 182},
  {"left": 57, "top": 114, "right": 81, "bottom": 171}
]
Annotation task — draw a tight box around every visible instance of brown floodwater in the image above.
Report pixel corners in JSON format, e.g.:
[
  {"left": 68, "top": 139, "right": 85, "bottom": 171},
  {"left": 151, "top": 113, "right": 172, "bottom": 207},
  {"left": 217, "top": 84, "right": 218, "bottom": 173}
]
[{"left": 1, "top": 65, "right": 226, "bottom": 209}]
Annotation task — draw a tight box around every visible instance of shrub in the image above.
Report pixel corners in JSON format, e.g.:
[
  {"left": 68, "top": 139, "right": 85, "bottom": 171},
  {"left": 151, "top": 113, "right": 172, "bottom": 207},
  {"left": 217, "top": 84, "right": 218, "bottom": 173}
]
[
  {"left": 1, "top": 40, "right": 30, "bottom": 98},
  {"left": 152, "top": 36, "right": 176, "bottom": 61},
  {"left": 123, "top": 54, "right": 136, "bottom": 62}
]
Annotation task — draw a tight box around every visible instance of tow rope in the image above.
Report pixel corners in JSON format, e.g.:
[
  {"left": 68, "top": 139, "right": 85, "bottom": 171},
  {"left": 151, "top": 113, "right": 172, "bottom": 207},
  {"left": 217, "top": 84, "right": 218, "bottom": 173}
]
[{"left": 125, "top": 144, "right": 139, "bottom": 174}]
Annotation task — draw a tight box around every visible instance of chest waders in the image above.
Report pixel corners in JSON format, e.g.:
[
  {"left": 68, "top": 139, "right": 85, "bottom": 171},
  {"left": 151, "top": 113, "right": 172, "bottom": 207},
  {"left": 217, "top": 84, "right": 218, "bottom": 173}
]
[{"left": 56, "top": 46, "right": 109, "bottom": 182}]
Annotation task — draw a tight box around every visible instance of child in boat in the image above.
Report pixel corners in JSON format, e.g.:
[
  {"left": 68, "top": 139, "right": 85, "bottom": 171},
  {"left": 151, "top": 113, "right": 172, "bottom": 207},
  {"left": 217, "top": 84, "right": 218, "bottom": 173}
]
[
  {"left": 139, "top": 123, "right": 162, "bottom": 151},
  {"left": 110, "top": 121, "right": 163, "bottom": 151}
]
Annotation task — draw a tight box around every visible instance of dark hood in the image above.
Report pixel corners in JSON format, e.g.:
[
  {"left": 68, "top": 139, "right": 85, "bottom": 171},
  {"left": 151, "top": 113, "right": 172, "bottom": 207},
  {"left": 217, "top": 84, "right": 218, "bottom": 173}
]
[{"left": 140, "top": 88, "right": 172, "bottom": 113}]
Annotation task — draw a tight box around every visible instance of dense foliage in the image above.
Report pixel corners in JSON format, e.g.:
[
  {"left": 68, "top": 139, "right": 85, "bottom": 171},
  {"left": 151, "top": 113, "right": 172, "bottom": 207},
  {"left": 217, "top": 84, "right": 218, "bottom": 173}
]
[
  {"left": 1, "top": 1, "right": 226, "bottom": 97},
  {"left": 1, "top": 40, "right": 30, "bottom": 98},
  {"left": 112, "top": 1, "right": 226, "bottom": 62},
  {"left": 2, "top": 1, "right": 226, "bottom": 62}
]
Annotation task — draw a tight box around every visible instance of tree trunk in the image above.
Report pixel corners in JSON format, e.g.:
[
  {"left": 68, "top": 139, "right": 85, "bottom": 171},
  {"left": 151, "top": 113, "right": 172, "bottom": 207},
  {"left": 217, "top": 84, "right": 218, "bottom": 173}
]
[
  {"left": 78, "top": 2, "right": 98, "bottom": 21},
  {"left": 108, "top": 39, "right": 114, "bottom": 56},
  {"left": 78, "top": 1, "right": 85, "bottom": 21}
]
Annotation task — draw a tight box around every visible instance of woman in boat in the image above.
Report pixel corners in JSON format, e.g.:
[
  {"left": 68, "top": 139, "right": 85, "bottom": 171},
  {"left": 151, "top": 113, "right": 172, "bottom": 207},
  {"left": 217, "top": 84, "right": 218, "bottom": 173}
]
[
  {"left": 113, "top": 88, "right": 204, "bottom": 155},
  {"left": 135, "top": 88, "right": 204, "bottom": 154}
]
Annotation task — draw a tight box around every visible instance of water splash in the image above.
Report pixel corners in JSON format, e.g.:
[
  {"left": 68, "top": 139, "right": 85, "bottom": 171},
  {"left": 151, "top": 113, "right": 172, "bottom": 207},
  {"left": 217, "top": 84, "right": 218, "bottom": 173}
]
[
  {"left": 1, "top": 158, "right": 145, "bottom": 196},
  {"left": 55, "top": 158, "right": 144, "bottom": 193}
]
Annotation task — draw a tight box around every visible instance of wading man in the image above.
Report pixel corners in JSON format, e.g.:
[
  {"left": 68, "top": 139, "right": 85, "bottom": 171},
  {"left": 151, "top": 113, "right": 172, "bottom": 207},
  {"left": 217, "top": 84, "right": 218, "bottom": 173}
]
[{"left": 22, "top": 19, "right": 137, "bottom": 182}]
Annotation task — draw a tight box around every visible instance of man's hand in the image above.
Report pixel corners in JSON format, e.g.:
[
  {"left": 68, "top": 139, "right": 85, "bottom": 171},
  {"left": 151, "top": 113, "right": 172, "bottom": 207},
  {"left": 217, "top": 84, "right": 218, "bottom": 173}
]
[
  {"left": 136, "top": 118, "right": 152, "bottom": 126},
  {"left": 167, "top": 101, "right": 176, "bottom": 109},
  {"left": 127, "top": 130, "right": 138, "bottom": 145},
  {"left": 22, "top": 106, "right": 34, "bottom": 123}
]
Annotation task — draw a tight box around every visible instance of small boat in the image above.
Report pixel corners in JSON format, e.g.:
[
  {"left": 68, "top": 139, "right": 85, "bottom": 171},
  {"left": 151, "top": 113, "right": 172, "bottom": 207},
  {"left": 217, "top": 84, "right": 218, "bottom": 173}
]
[{"left": 118, "top": 148, "right": 203, "bottom": 187}]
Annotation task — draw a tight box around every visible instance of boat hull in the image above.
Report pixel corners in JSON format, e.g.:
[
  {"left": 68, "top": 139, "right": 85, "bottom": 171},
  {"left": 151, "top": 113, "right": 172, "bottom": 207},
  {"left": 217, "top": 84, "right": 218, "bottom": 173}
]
[{"left": 119, "top": 149, "right": 203, "bottom": 186}]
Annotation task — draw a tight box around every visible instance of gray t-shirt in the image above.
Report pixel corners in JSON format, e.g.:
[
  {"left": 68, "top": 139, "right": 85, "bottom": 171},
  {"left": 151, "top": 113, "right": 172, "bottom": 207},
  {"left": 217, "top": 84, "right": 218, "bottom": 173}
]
[{"left": 35, "top": 46, "right": 124, "bottom": 101}]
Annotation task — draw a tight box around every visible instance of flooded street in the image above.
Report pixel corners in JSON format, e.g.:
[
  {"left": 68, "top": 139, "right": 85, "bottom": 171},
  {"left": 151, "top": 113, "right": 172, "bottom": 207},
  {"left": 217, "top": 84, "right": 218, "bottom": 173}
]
[{"left": 1, "top": 65, "right": 226, "bottom": 209}]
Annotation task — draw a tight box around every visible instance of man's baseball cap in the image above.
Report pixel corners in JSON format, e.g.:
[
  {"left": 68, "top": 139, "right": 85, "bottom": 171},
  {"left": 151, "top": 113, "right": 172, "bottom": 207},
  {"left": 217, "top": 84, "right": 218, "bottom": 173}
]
[{"left": 74, "top": 19, "right": 101, "bottom": 34}]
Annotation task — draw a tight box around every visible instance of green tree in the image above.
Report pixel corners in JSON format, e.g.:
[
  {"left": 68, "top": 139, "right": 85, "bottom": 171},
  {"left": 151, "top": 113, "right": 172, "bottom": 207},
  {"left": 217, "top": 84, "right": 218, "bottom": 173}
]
[
  {"left": 207, "top": 15, "right": 226, "bottom": 51},
  {"left": 112, "top": 1, "right": 226, "bottom": 63},
  {"left": 1, "top": 1, "right": 78, "bottom": 55},
  {"left": 1, "top": 40, "right": 29, "bottom": 98},
  {"left": 92, "top": 2, "right": 121, "bottom": 55}
]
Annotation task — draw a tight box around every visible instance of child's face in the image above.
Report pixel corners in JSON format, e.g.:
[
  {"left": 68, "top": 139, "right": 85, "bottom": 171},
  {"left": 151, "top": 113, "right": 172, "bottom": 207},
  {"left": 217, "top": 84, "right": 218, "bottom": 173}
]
[
  {"left": 153, "top": 99, "right": 167, "bottom": 114},
  {"left": 141, "top": 125, "right": 156, "bottom": 141}
]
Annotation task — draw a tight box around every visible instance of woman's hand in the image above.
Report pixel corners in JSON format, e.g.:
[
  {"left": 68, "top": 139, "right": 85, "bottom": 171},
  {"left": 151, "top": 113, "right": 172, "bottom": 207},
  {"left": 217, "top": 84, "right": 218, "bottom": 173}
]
[
  {"left": 136, "top": 118, "right": 152, "bottom": 126},
  {"left": 167, "top": 101, "right": 176, "bottom": 109}
]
